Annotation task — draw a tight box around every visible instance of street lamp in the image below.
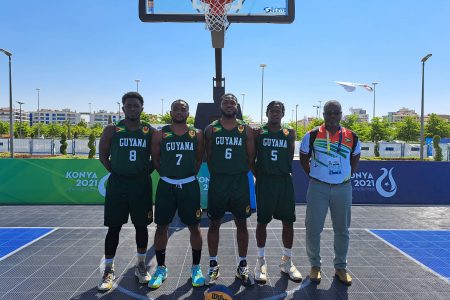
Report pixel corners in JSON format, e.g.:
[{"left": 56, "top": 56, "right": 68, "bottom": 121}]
[
  {"left": 318, "top": 101, "right": 322, "bottom": 119},
  {"left": 0, "top": 48, "right": 13, "bottom": 157},
  {"left": 295, "top": 104, "right": 299, "bottom": 139},
  {"left": 313, "top": 105, "right": 320, "bottom": 119},
  {"left": 240, "top": 93, "right": 245, "bottom": 116},
  {"left": 372, "top": 82, "right": 379, "bottom": 120},
  {"left": 36, "top": 88, "right": 40, "bottom": 138},
  {"left": 117, "top": 102, "right": 121, "bottom": 121},
  {"left": 135, "top": 79, "right": 140, "bottom": 92},
  {"left": 260, "top": 64, "right": 267, "bottom": 125},
  {"left": 420, "top": 54, "right": 432, "bottom": 160},
  {"left": 161, "top": 98, "right": 164, "bottom": 116},
  {"left": 16, "top": 101, "right": 24, "bottom": 138}
]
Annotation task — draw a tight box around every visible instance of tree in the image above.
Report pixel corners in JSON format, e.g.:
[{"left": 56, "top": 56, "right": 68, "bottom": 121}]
[
  {"left": 0, "top": 120, "right": 9, "bottom": 135},
  {"left": 60, "top": 133, "right": 68, "bottom": 155},
  {"left": 47, "top": 123, "right": 64, "bottom": 138},
  {"left": 159, "top": 112, "right": 172, "bottom": 124},
  {"left": 287, "top": 121, "right": 307, "bottom": 141},
  {"left": 88, "top": 133, "right": 96, "bottom": 158},
  {"left": 187, "top": 116, "right": 195, "bottom": 125},
  {"left": 31, "top": 123, "right": 48, "bottom": 138},
  {"left": 369, "top": 117, "right": 391, "bottom": 142},
  {"left": 433, "top": 135, "right": 443, "bottom": 161},
  {"left": 306, "top": 118, "right": 324, "bottom": 131},
  {"left": 395, "top": 116, "right": 420, "bottom": 142},
  {"left": 77, "top": 119, "right": 88, "bottom": 128},
  {"left": 341, "top": 114, "right": 359, "bottom": 131},
  {"left": 140, "top": 112, "right": 159, "bottom": 124},
  {"left": 14, "top": 121, "right": 31, "bottom": 138},
  {"left": 90, "top": 123, "right": 104, "bottom": 137},
  {"left": 425, "top": 114, "right": 450, "bottom": 138}
]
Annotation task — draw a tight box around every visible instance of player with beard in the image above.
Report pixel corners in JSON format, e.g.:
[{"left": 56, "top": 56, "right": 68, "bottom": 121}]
[
  {"left": 148, "top": 100, "right": 205, "bottom": 288},
  {"left": 98, "top": 92, "right": 155, "bottom": 291},
  {"left": 204, "top": 93, "right": 255, "bottom": 286},
  {"left": 253, "top": 101, "right": 302, "bottom": 284}
]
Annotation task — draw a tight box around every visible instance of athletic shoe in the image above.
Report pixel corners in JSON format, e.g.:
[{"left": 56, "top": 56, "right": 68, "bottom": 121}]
[
  {"left": 279, "top": 258, "right": 302, "bottom": 282},
  {"left": 254, "top": 257, "right": 268, "bottom": 284},
  {"left": 236, "top": 261, "right": 255, "bottom": 286},
  {"left": 205, "top": 262, "right": 220, "bottom": 285},
  {"left": 148, "top": 266, "right": 168, "bottom": 289},
  {"left": 335, "top": 268, "right": 352, "bottom": 286},
  {"left": 97, "top": 267, "right": 115, "bottom": 292},
  {"left": 134, "top": 262, "right": 151, "bottom": 284},
  {"left": 309, "top": 266, "right": 321, "bottom": 284},
  {"left": 191, "top": 264, "right": 205, "bottom": 287}
]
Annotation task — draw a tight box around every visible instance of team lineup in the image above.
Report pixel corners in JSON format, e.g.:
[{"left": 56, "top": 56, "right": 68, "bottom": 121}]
[{"left": 97, "top": 92, "right": 361, "bottom": 292}]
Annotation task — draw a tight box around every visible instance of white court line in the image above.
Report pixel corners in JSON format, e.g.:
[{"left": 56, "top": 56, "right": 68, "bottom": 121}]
[
  {"left": 0, "top": 227, "right": 58, "bottom": 262},
  {"left": 366, "top": 229, "right": 450, "bottom": 284},
  {"left": 1, "top": 226, "right": 375, "bottom": 230},
  {"left": 261, "top": 279, "right": 311, "bottom": 300}
]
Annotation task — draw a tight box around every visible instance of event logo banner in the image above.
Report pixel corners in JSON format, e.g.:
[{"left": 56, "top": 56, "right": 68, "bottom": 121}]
[{"left": 292, "top": 161, "right": 450, "bottom": 205}]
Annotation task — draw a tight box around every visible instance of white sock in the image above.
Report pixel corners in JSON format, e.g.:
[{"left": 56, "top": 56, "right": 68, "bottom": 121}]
[
  {"left": 283, "top": 247, "right": 292, "bottom": 258},
  {"left": 209, "top": 256, "right": 218, "bottom": 262},
  {"left": 136, "top": 252, "right": 146, "bottom": 264},
  {"left": 104, "top": 257, "right": 114, "bottom": 269},
  {"left": 257, "top": 247, "right": 265, "bottom": 258},
  {"left": 239, "top": 256, "right": 246, "bottom": 263}
]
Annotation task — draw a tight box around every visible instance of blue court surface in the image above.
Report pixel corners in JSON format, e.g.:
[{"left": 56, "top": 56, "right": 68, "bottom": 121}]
[
  {"left": 370, "top": 230, "right": 450, "bottom": 282},
  {"left": 0, "top": 227, "right": 56, "bottom": 260}
]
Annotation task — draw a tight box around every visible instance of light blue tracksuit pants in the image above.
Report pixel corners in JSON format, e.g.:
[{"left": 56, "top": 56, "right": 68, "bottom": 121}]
[{"left": 305, "top": 178, "right": 352, "bottom": 269}]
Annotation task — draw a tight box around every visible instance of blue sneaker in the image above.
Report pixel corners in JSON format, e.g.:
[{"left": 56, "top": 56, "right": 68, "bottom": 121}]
[
  {"left": 191, "top": 265, "right": 205, "bottom": 287},
  {"left": 148, "top": 266, "right": 168, "bottom": 289}
]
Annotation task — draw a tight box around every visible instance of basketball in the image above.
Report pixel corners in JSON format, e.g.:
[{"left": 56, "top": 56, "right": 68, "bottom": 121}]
[{"left": 204, "top": 285, "right": 234, "bottom": 300}]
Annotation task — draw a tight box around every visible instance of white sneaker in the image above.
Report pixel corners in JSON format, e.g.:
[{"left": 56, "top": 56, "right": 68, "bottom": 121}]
[
  {"left": 135, "top": 262, "right": 151, "bottom": 284},
  {"left": 279, "top": 258, "right": 302, "bottom": 282},
  {"left": 254, "top": 257, "right": 268, "bottom": 284},
  {"left": 98, "top": 267, "right": 115, "bottom": 292}
]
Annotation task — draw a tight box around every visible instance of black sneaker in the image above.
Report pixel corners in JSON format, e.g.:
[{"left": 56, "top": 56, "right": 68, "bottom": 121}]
[
  {"left": 205, "top": 260, "right": 220, "bottom": 285},
  {"left": 236, "top": 260, "right": 255, "bottom": 286}
]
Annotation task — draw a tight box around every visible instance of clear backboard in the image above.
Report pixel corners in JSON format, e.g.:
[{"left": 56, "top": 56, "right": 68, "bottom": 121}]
[{"left": 139, "top": 0, "right": 295, "bottom": 24}]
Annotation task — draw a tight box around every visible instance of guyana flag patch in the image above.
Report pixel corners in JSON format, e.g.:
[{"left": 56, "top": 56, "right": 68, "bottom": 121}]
[
  {"left": 115, "top": 126, "right": 125, "bottom": 133},
  {"left": 238, "top": 125, "right": 245, "bottom": 134},
  {"left": 283, "top": 128, "right": 289, "bottom": 136},
  {"left": 189, "top": 130, "right": 196, "bottom": 139},
  {"left": 142, "top": 126, "right": 150, "bottom": 135},
  {"left": 212, "top": 126, "right": 222, "bottom": 133},
  {"left": 163, "top": 132, "right": 173, "bottom": 139},
  {"left": 260, "top": 128, "right": 268, "bottom": 135}
]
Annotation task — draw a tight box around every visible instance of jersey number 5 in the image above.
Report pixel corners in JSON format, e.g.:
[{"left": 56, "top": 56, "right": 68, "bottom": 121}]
[{"left": 271, "top": 150, "right": 278, "bottom": 161}]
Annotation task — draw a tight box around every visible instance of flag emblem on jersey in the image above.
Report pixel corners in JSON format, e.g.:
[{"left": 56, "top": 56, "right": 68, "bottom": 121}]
[
  {"left": 245, "top": 205, "right": 250, "bottom": 214},
  {"left": 115, "top": 126, "right": 125, "bottom": 133},
  {"left": 212, "top": 126, "right": 222, "bottom": 133},
  {"left": 189, "top": 130, "right": 196, "bottom": 139},
  {"left": 195, "top": 209, "right": 202, "bottom": 219},
  {"left": 163, "top": 132, "right": 173, "bottom": 139},
  {"left": 283, "top": 128, "right": 289, "bottom": 136},
  {"left": 142, "top": 126, "right": 150, "bottom": 135},
  {"left": 238, "top": 125, "right": 245, "bottom": 134},
  {"left": 260, "top": 128, "right": 268, "bottom": 135}
]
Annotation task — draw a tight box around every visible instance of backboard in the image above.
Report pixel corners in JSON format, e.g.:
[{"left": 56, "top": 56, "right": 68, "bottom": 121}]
[{"left": 139, "top": 0, "right": 295, "bottom": 24}]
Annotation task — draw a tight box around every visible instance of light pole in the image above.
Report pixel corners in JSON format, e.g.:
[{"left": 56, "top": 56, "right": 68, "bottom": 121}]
[
  {"left": 372, "top": 82, "right": 379, "bottom": 120},
  {"left": 135, "top": 79, "right": 140, "bottom": 92},
  {"left": 16, "top": 101, "right": 24, "bottom": 138},
  {"left": 161, "top": 98, "right": 164, "bottom": 116},
  {"left": 318, "top": 100, "right": 322, "bottom": 119},
  {"left": 240, "top": 93, "right": 245, "bottom": 116},
  {"left": 36, "top": 88, "right": 40, "bottom": 138},
  {"left": 0, "top": 48, "right": 13, "bottom": 157},
  {"left": 420, "top": 54, "right": 432, "bottom": 160},
  {"left": 313, "top": 105, "right": 320, "bottom": 119},
  {"left": 260, "top": 64, "right": 267, "bottom": 125},
  {"left": 117, "top": 102, "right": 121, "bottom": 121},
  {"left": 295, "top": 104, "right": 299, "bottom": 139},
  {"left": 88, "top": 102, "right": 92, "bottom": 114}
]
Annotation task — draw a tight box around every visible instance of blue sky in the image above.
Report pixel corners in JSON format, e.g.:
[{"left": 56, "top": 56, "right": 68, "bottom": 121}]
[{"left": 1, "top": 0, "right": 449, "bottom": 122}]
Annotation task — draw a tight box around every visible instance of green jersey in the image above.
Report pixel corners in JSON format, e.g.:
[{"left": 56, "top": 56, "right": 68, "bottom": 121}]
[
  {"left": 159, "top": 125, "right": 198, "bottom": 178},
  {"left": 255, "top": 124, "right": 292, "bottom": 175},
  {"left": 110, "top": 120, "right": 152, "bottom": 177},
  {"left": 209, "top": 119, "right": 248, "bottom": 175}
]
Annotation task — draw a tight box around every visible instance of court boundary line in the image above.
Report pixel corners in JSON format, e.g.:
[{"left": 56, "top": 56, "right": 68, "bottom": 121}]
[
  {"left": 0, "top": 227, "right": 58, "bottom": 262},
  {"left": 366, "top": 229, "right": 450, "bottom": 284}
]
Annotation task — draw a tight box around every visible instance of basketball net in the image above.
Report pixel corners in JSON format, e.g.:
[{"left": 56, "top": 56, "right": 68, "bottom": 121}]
[{"left": 199, "top": 0, "right": 233, "bottom": 32}]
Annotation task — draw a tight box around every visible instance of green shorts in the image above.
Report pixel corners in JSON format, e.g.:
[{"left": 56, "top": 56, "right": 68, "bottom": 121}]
[
  {"left": 155, "top": 179, "right": 202, "bottom": 226},
  {"left": 104, "top": 173, "right": 153, "bottom": 227},
  {"left": 207, "top": 173, "right": 251, "bottom": 220},
  {"left": 255, "top": 174, "right": 296, "bottom": 224}
]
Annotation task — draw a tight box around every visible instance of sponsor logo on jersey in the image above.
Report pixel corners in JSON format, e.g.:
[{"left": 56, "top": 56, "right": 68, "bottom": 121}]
[
  {"left": 238, "top": 125, "right": 245, "bottom": 134},
  {"left": 283, "top": 128, "right": 289, "bottom": 136},
  {"left": 189, "top": 130, "right": 196, "bottom": 139},
  {"left": 163, "top": 132, "right": 173, "bottom": 139},
  {"left": 142, "top": 126, "right": 150, "bottom": 135},
  {"left": 195, "top": 209, "right": 202, "bottom": 219},
  {"left": 115, "top": 126, "right": 125, "bottom": 133}
]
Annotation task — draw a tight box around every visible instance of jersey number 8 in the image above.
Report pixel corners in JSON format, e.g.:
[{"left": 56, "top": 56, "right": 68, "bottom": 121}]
[{"left": 129, "top": 150, "right": 136, "bottom": 161}]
